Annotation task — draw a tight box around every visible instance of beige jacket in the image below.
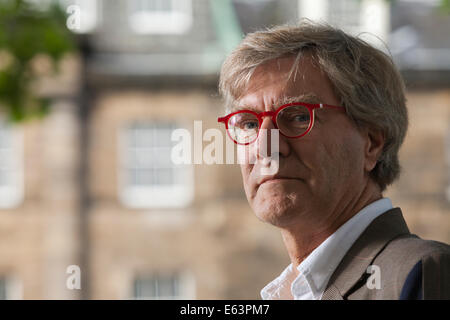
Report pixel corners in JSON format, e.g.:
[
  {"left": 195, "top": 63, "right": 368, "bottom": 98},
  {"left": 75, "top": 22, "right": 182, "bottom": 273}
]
[{"left": 322, "top": 208, "right": 450, "bottom": 300}]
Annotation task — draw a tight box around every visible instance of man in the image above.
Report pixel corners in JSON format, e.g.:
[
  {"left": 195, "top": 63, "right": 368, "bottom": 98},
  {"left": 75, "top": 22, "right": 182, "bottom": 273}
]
[{"left": 218, "top": 21, "right": 450, "bottom": 300}]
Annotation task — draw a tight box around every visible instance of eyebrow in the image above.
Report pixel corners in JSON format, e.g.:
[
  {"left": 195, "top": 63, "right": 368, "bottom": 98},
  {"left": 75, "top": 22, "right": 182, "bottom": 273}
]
[{"left": 233, "top": 93, "right": 323, "bottom": 112}]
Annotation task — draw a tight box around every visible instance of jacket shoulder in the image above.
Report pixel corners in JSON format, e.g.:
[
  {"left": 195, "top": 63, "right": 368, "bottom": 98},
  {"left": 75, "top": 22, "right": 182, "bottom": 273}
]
[
  {"left": 352, "top": 234, "right": 450, "bottom": 299},
  {"left": 386, "top": 235, "right": 450, "bottom": 299},
  {"left": 384, "top": 234, "right": 450, "bottom": 260}
]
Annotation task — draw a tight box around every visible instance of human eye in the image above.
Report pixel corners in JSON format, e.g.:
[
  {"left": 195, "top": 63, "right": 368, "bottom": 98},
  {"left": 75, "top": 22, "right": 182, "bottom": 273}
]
[
  {"left": 230, "top": 112, "right": 259, "bottom": 131},
  {"left": 276, "top": 106, "right": 311, "bottom": 134},
  {"left": 242, "top": 120, "right": 259, "bottom": 130},
  {"left": 291, "top": 113, "right": 310, "bottom": 123},
  {"left": 283, "top": 107, "right": 310, "bottom": 123}
]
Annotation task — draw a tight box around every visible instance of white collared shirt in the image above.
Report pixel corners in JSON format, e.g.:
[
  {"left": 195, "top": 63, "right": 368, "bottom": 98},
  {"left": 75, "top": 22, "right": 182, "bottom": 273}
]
[{"left": 260, "top": 198, "right": 393, "bottom": 300}]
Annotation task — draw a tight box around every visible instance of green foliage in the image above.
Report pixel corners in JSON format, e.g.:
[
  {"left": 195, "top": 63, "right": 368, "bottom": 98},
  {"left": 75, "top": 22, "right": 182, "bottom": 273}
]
[
  {"left": 0, "top": 0, "right": 75, "bottom": 122},
  {"left": 440, "top": 0, "right": 450, "bottom": 13}
]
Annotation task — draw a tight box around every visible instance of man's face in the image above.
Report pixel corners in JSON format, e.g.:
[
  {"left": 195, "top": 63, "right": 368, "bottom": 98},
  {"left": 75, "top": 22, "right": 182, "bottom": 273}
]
[{"left": 236, "top": 55, "right": 370, "bottom": 229}]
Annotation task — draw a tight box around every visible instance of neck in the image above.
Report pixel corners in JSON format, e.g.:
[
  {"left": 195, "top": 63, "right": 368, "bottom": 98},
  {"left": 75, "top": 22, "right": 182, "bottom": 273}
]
[{"left": 280, "top": 181, "right": 382, "bottom": 271}]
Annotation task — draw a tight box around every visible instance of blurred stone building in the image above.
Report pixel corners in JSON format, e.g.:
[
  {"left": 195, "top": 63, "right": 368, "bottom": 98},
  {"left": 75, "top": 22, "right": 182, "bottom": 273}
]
[{"left": 0, "top": 0, "right": 449, "bottom": 300}]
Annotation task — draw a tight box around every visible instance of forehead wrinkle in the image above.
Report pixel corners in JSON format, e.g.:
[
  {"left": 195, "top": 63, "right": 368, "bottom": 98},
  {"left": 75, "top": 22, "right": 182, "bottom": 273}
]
[
  {"left": 230, "top": 86, "right": 324, "bottom": 112},
  {"left": 275, "top": 93, "right": 323, "bottom": 106},
  {"left": 232, "top": 93, "right": 323, "bottom": 113},
  {"left": 231, "top": 102, "right": 259, "bottom": 113},
  {"left": 231, "top": 93, "right": 323, "bottom": 112}
]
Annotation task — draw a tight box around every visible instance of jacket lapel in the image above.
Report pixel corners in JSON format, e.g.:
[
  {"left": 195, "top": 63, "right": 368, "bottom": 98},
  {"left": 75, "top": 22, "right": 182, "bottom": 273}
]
[{"left": 321, "top": 208, "right": 411, "bottom": 300}]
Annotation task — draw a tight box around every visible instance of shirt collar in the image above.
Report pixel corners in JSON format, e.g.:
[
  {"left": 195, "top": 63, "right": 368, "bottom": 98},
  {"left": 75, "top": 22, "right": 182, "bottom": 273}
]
[{"left": 261, "top": 198, "right": 393, "bottom": 300}]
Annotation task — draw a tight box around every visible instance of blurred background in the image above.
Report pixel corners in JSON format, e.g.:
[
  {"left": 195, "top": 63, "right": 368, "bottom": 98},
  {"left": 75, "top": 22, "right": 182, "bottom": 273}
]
[{"left": 0, "top": 0, "right": 449, "bottom": 300}]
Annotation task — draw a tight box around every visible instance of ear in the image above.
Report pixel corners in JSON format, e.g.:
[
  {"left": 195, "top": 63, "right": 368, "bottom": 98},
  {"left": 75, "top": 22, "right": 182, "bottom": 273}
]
[{"left": 364, "top": 127, "right": 385, "bottom": 172}]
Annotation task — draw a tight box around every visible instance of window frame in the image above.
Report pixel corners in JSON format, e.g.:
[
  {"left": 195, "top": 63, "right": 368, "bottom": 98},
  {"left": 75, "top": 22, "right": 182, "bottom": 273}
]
[
  {"left": 297, "top": 0, "right": 390, "bottom": 43},
  {"left": 128, "top": 0, "right": 193, "bottom": 35},
  {"left": 0, "top": 122, "right": 24, "bottom": 209},
  {"left": 118, "top": 121, "right": 194, "bottom": 209},
  {"left": 133, "top": 271, "right": 196, "bottom": 300},
  {"left": 0, "top": 276, "right": 22, "bottom": 300}
]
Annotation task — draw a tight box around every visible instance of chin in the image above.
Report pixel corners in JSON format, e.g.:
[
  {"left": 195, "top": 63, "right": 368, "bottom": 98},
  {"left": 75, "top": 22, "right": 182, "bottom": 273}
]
[
  {"left": 252, "top": 195, "right": 301, "bottom": 228},
  {"left": 246, "top": 180, "right": 309, "bottom": 227}
]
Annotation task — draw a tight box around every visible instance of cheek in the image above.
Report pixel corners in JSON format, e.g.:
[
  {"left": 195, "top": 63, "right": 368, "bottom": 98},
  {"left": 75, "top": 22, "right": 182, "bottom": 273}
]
[
  {"left": 237, "top": 144, "right": 256, "bottom": 165},
  {"left": 240, "top": 164, "right": 253, "bottom": 195},
  {"left": 327, "top": 134, "right": 366, "bottom": 181},
  {"left": 306, "top": 135, "right": 364, "bottom": 186},
  {"left": 238, "top": 145, "right": 252, "bottom": 186}
]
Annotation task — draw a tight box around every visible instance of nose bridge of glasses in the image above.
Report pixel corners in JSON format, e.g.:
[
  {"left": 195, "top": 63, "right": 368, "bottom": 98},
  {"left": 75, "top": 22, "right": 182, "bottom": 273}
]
[
  {"left": 258, "top": 111, "right": 277, "bottom": 129},
  {"left": 259, "top": 111, "right": 275, "bottom": 118}
]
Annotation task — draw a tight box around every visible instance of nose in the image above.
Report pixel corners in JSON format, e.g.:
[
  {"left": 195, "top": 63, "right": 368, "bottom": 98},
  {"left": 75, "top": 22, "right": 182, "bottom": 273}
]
[{"left": 257, "top": 116, "right": 277, "bottom": 160}]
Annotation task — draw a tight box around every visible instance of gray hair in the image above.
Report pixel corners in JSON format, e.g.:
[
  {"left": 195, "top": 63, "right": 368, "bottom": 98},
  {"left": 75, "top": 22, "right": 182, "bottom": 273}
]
[{"left": 219, "top": 20, "right": 408, "bottom": 192}]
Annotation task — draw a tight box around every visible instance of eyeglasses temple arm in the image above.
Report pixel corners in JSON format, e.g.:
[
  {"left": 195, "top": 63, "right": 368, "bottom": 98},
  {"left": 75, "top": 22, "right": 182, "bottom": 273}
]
[{"left": 321, "top": 103, "right": 345, "bottom": 109}]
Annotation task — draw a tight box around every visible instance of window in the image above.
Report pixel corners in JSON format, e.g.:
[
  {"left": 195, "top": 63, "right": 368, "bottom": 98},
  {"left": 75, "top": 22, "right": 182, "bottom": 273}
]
[
  {"left": 328, "top": 0, "right": 362, "bottom": 31},
  {"left": 0, "top": 276, "right": 22, "bottom": 300},
  {"left": 128, "top": 0, "right": 193, "bottom": 34},
  {"left": 118, "top": 122, "right": 193, "bottom": 208},
  {"left": 0, "top": 278, "right": 6, "bottom": 300},
  {"left": 0, "top": 122, "right": 23, "bottom": 209},
  {"left": 298, "top": 0, "right": 389, "bottom": 43},
  {"left": 446, "top": 127, "right": 450, "bottom": 203},
  {"left": 133, "top": 272, "right": 195, "bottom": 300}
]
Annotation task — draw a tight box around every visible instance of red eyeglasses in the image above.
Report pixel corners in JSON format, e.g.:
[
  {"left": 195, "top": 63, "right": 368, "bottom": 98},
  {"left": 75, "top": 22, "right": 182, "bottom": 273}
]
[{"left": 218, "top": 102, "right": 345, "bottom": 145}]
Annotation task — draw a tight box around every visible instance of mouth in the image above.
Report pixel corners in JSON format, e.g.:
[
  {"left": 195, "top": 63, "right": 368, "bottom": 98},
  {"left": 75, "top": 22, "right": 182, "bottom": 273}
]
[
  {"left": 257, "top": 176, "right": 297, "bottom": 187},
  {"left": 261, "top": 178, "right": 285, "bottom": 185}
]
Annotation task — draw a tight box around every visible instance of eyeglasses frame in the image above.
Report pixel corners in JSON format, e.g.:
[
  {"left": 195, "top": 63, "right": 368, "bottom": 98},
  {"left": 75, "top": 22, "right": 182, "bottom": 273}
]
[{"left": 217, "top": 102, "right": 345, "bottom": 145}]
